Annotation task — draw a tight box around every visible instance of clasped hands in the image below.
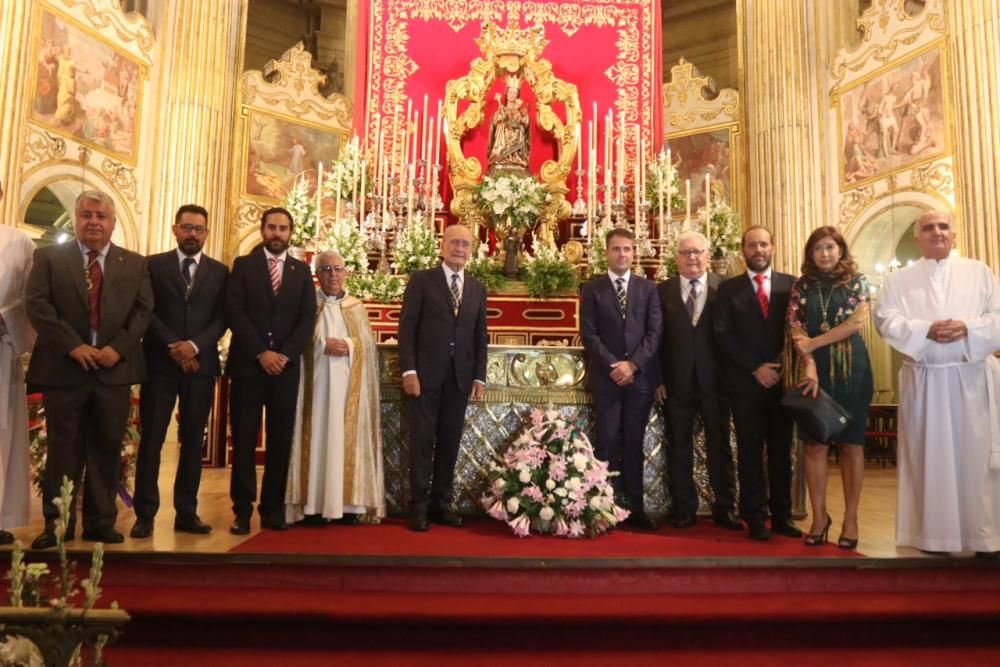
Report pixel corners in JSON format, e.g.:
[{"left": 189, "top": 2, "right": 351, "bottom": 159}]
[
  {"left": 609, "top": 360, "right": 637, "bottom": 387},
  {"left": 258, "top": 350, "right": 289, "bottom": 376},
  {"left": 927, "top": 319, "right": 967, "bottom": 344},
  {"left": 169, "top": 340, "right": 200, "bottom": 373},
  {"left": 69, "top": 344, "right": 121, "bottom": 371},
  {"left": 323, "top": 337, "right": 350, "bottom": 357}
]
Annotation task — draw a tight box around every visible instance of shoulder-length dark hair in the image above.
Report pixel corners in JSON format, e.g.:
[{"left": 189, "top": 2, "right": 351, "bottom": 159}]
[{"left": 799, "top": 225, "right": 858, "bottom": 287}]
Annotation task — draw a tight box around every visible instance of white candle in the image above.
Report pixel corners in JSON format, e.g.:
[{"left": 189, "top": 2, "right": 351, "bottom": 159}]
[
  {"left": 657, "top": 155, "right": 664, "bottom": 239},
  {"left": 352, "top": 136, "right": 360, "bottom": 214},
  {"left": 685, "top": 178, "right": 691, "bottom": 223},
  {"left": 334, "top": 163, "right": 342, "bottom": 223},
  {"left": 421, "top": 95, "right": 429, "bottom": 164},
  {"left": 406, "top": 161, "right": 415, "bottom": 228},
  {"left": 359, "top": 159, "right": 366, "bottom": 226},
  {"left": 315, "top": 161, "right": 323, "bottom": 220},
  {"left": 704, "top": 172, "right": 711, "bottom": 246}
]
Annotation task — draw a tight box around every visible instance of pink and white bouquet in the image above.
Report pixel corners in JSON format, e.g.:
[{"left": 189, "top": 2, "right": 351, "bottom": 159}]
[{"left": 481, "top": 408, "right": 629, "bottom": 538}]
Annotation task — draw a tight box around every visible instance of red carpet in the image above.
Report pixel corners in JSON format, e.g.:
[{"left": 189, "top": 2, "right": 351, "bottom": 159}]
[{"left": 230, "top": 517, "right": 862, "bottom": 558}]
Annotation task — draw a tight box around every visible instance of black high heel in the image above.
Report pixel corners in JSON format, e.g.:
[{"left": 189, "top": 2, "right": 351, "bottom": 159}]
[
  {"left": 804, "top": 515, "right": 832, "bottom": 547},
  {"left": 838, "top": 531, "right": 859, "bottom": 550}
]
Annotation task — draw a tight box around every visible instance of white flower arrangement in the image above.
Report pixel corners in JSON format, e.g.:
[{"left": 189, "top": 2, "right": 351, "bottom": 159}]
[
  {"left": 317, "top": 217, "right": 368, "bottom": 273},
  {"left": 391, "top": 223, "right": 439, "bottom": 274},
  {"left": 283, "top": 175, "right": 318, "bottom": 248},
  {"left": 645, "top": 150, "right": 684, "bottom": 213},
  {"left": 706, "top": 199, "right": 741, "bottom": 260},
  {"left": 474, "top": 174, "right": 548, "bottom": 231},
  {"left": 345, "top": 271, "right": 406, "bottom": 304},
  {"left": 481, "top": 408, "right": 629, "bottom": 538},
  {"left": 322, "top": 137, "right": 370, "bottom": 201}
]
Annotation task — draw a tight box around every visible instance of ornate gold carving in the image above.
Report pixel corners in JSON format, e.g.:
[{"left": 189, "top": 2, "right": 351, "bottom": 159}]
[
  {"left": 100, "top": 157, "right": 139, "bottom": 211},
  {"left": 60, "top": 0, "right": 155, "bottom": 60},
  {"left": 562, "top": 240, "right": 583, "bottom": 264},
  {"left": 78, "top": 145, "right": 92, "bottom": 165},
  {"left": 831, "top": 0, "right": 945, "bottom": 84},
  {"left": 911, "top": 161, "right": 953, "bottom": 196},
  {"left": 663, "top": 58, "right": 740, "bottom": 132},
  {"left": 839, "top": 184, "right": 877, "bottom": 227},
  {"left": 509, "top": 351, "right": 585, "bottom": 389},
  {"left": 23, "top": 127, "right": 67, "bottom": 166},
  {"left": 486, "top": 353, "right": 507, "bottom": 385},
  {"left": 236, "top": 202, "right": 264, "bottom": 230},
  {"left": 445, "top": 21, "right": 580, "bottom": 248}
]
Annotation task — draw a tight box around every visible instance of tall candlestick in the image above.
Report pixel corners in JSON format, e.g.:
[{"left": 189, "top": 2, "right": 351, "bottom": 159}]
[
  {"left": 359, "top": 159, "right": 366, "bottom": 226},
  {"left": 704, "top": 172, "right": 711, "bottom": 246},
  {"left": 685, "top": 178, "right": 691, "bottom": 224},
  {"left": 657, "top": 153, "right": 664, "bottom": 240},
  {"left": 315, "top": 161, "right": 324, "bottom": 220},
  {"left": 421, "top": 95, "right": 429, "bottom": 164},
  {"left": 352, "top": 136, "right": 360, "bottom": 215},
  {"left": 406, "top": 161, "right": 415, "bottom": 227},
  {"left": 334, "top": 163, "right": 343, "bottom": 223}
]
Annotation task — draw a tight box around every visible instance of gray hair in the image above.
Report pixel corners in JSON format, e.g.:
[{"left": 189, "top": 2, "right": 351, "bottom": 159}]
[
  {"left": 314, "top": 250, "right": 345, "bottom": 267},
  {"left": 75, "top": 189, "right": 115, "bottom": 218},
  {"left": 914, "top": 210, "right": 954, "bottom": 234},
  {"left": 675, "top": 230, "right": 709, "bottom": 250}
]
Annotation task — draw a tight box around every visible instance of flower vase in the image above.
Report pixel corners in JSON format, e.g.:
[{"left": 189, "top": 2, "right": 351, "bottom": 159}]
[
  {"left": 503, "top": 236, "right": 521, "bottom": 278},
  {"left": 710, "top": 256, "right": 729, "bottom": 276}
]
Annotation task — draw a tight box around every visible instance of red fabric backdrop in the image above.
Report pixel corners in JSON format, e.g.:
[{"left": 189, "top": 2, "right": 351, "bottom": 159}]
[{"left": 354, "top": 1, "right": 662, "bottom": 216}]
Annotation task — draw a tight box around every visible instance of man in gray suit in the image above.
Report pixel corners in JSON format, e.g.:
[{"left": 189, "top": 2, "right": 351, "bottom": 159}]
[
  {"left": 580, "top": 228, "right": 663, "bottom": 530},
  {"left": 26, "top": 190, "right": 152, "bottom": 549}
]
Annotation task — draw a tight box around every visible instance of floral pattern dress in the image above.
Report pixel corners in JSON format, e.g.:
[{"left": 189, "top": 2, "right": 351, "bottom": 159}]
[{"left": 787, "top": 274, "right": 874, "bottom": 445}]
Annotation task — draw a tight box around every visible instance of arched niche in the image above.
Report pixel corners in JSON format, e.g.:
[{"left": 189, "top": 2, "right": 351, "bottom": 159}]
[{"left": 18, "top": 169, "right": 136, "bottom": 249}]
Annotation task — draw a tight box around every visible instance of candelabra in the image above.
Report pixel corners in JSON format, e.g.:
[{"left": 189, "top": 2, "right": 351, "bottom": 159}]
[
  {"left": 571, "top": 168, "right": 587, "bottom": 217},
  {"left": 431, "top": 163, "right": 444, "bottom": 212}
]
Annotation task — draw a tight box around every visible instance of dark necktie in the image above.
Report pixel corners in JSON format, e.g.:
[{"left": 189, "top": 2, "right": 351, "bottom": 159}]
[
  {"left": 450, "top": 273, "right": 461, "bottom": 316},
  {"left": 754, "top": 273, "right": 769, "bottom": 318},
  {"left": 615, "top": 277, "right": 627, "bottom": 319},
  {"left": 87, "top": 249, "right": 102, "bottom": 333},
  {"left": 686, "top": 278, "right": 699, "bottom": 321},
  {"left": 182, "top": 257, "right": 195, "bottom": 298}
]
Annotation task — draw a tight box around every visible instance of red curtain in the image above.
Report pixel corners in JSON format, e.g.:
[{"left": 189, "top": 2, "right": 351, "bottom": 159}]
[{"left": 354, "top": 0, "right": 662, "bottom": 217}]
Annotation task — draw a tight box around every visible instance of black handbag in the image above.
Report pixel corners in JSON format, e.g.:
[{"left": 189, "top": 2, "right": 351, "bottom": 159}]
[{"left": 780, "top": 386, "right": 852, "bottom": 443}]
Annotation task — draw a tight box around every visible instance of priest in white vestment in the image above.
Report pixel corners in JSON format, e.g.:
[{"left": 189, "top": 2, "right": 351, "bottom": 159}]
[
  {"left": 285, "top": 251, "right": 384, "bottom": 523},
  {"left": 0, "top": 181, "right": 37, "bottom": 543},
  {"left": 874, "top": 211, "right": 1000, "bottom": 559}
]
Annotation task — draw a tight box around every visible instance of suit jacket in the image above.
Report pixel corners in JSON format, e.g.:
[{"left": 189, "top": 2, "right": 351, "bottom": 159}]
[
  {"left": 143, "top": 250, "right": 228, "bottom": 378},
  {"left": 225, "top": 248, "right": 316, "bottom": 378},
  {"left": 398, "top": 265, "right": 488, "bottom": 393},
  {"left": 656, "top": 272, "right": 722, "bottom": 400},
  {"left": 579, "top": 273, "right": 663, "bottom": 395},
  {"left": 26, "top": 240, "right": 153, "bottom": 387},
  {"left": 713, "top": 270, "right": 794, "bottom": 393}
]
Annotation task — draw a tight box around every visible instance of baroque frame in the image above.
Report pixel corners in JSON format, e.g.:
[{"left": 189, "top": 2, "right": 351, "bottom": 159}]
[{"left": 229, "top": 43, "right": 353, "bottom": 257}]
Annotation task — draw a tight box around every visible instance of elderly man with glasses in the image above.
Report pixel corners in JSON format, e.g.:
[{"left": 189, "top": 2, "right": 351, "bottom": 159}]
[{"left": 284, "top": 250, "right": 384, "bottom": 526}]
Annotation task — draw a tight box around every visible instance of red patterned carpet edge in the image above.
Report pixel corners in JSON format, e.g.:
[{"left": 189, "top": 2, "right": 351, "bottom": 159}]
[{"left": 229, "top": 517, "right": 862, "bottom": 558}]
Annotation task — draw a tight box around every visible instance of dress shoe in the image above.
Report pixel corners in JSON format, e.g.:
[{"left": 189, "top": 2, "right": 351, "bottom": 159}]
[
  {"left": 428, "top": 507, "right": 464, "bottom": 528},
  {"left": 174, "top": 515, "right": 212, "bottom": 534},
  {"left": 771, "top": 518, "right": 804, "bottom": 538},
  {"left": 338, "top": 513, "right": 362, "bottom": 526},
  {"left": 229, "top": 517, "right": 251, "bottom": 535},
  {"left": 31, "top": 531, "right": 59, "bottom": 550},
  {"left": 975, "top": 551, "right": 1000, "bottom": 561},
  {"left": 298, "top": 514, "right": 328, "bottom": 527},
  {"left": 129, "top": 518, "right": 154, "bottom": 539},
  {"left": 81, "top": 528, "right": 125, "bottom": 544},
  {"left": 748, "top": 520, "right": 771, "bottom": 541},
  {"left": 712, "top": 511, "right": 743, "bottom": 531},
  {"left": 259, "top": 515, "right": 287, "bottom": 531},
  {"left": 624, "top": 513, "right": 660, "bottom": 531},
  {"left": 0, "top": 530, "right": 14, "bottom": 545},
  {"left": 670, "top": 514, "right": 697, "bottom": 529},
  {"left": 409, "top": 512, "right": 429, "bottom": 532}
]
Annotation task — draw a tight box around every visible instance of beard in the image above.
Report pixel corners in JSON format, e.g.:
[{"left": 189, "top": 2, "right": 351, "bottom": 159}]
[
  {"left": 745, "top": 253, "right": 771, "bottom": 272},
  {"left": 266, "top": 236, "right": 289, "bottom": 254},
  {"left": 180, "top": 238, "right": 203, "bottom": 255}
]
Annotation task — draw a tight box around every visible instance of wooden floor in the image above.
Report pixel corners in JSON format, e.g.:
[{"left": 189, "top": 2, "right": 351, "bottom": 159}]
[{"left": 4, "top": 443, "right": 952, "bottom": 559}]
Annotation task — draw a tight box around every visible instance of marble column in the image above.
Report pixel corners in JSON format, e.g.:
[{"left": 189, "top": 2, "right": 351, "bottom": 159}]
[
  {"left": 741, "top": 0, "right": 827, "bottom": 273},
  {"left": 949, "top": 0, "right": 1000, "bottom": 269},
  {"left": 148, "top": 0, "right": 247, "bottom": 259},
  {"left": 0, "top": 2, "right": 33, "bottom": 225}
]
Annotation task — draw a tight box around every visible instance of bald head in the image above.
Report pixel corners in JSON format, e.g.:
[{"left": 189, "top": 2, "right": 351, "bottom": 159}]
[
  {"left": 315, "top": 250, "right": 347, "bottom": 297},
  {"left": 441, "top": 224, "right": 473, "bottom": 272},
  {"left": 914, "top": 210, "right": 955, "bottom": 260}
]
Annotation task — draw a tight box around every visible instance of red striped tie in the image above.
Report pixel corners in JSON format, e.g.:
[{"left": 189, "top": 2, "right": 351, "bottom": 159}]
[
  {"left": 87, "top": 250, "right": 102, "bottom": 332},
  {"left": 269, "top": 257, "right": 281, "bottom": 294},
  {"left": 754, "top": 273, "right": 768, "bottom": 318}
]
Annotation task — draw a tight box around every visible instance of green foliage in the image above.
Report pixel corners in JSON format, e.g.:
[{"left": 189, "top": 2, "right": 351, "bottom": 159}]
[
  {"left": 519, "top": 244, "right": 579, "bottom": 298},
  {"left": 346, "top": 271, "right": 406, "bottom": 303},
  {"left": 465, "top": 254, "right": 508, "bottom": 292}
]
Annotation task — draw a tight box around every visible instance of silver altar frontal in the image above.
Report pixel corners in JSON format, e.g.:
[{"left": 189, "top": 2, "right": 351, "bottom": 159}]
[{"left": 378, "top": 344, "right": 805, "bottom": 517}]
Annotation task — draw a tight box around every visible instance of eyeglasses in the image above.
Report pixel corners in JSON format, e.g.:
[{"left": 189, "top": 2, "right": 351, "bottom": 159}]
[
  {"left": 677, "top": 248, "right": 706, "bottom": 257},
  {"left": 177, "top": 224, "right": 207, "bottom": 234},
  {"left": 316, "top": 265, "right": 346, "bottom": 274}
]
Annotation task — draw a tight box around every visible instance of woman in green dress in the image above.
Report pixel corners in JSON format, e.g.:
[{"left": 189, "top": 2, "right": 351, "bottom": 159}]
[{"left": 787, "top": 226, "right": 874, "bottom": 550}]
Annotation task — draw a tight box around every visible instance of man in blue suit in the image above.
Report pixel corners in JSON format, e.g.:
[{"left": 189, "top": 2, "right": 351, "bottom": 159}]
[{"left": 580, "top": 228, "right": 663, "bottom": 530}]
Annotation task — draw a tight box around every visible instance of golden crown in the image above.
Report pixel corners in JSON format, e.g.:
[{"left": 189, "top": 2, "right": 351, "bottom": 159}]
[
  {"left": 505, "top": 75, "right": 522, "bottom": 91},
  {"left": 475, "top": 21, "right": 548, "bottom": 63}
]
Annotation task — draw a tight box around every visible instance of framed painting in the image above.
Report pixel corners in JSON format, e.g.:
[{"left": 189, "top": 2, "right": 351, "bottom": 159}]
[
  {"left": 665, "top": 123, "right": 736, "bottom": 215},
  {"left": 241, "top": 109, "right": 346, "bottom": 202},
  {"left": 29, "top": 5, "right": 145, "bottom": 164},
  {"left": 834, "top": 40, "right": 949, "bottom": 191}
]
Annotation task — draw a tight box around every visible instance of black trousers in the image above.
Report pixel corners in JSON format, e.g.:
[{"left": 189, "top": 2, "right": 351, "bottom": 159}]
[
  {"left": 407, "top": 362, "right": 470, "bottom": 513},
  {"left": 592, "top": 385, "right": 654, "bottom": 512},
  {"left": 229, "top": 367, "right": 300, "bottom": 520},
  {"left": 40, "top": 380, "right": 131, "bottom": 533},
  {"left": 662, "top": 387, "right": 736, "bottom": 518},
  {"left": 134, "top": 372, "right": 215, "bottom": 521},
  {"left": 729, "top": 386, "right": 793, "bottom": 524}
]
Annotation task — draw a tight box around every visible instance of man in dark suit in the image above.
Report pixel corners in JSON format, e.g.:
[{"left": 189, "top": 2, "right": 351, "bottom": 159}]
[
  {"left": 399, "top": 223, "right": 487, "bottom": 532},
  {"left": 130, "top": 205, "right": 228, "bottom": 539},
  {"left": 714, "top": 225, "right": 803, "bottom": 541},
  {"left": 654, "top": 231, "right": 739, "bottom": 531},
  {"left": 226, "top": 207, "right": 315, "bottom": 534},
  {"left": 26, "top": 190, "right": 153, "bottom": 549},
  {"left": 580, "top": 228, "right": 662, "bottom": 530}
]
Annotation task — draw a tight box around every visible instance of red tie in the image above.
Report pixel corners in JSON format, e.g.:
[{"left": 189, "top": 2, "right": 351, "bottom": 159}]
[
  {"left": 754, "top": 273, "right": 768, "bottom": 319},
  {"left": 87, "top": 249, "right": 103, "bottom": 332},
  {"left": 269, "top": 257, "right": 281, "bottom": 294}
]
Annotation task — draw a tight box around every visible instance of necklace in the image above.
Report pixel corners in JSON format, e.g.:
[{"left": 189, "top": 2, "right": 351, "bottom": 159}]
[{"left": 818, "top": 283, "right": 834, "bottom": 332}]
